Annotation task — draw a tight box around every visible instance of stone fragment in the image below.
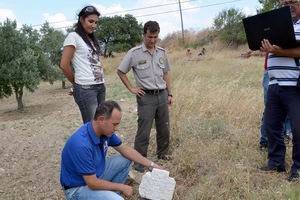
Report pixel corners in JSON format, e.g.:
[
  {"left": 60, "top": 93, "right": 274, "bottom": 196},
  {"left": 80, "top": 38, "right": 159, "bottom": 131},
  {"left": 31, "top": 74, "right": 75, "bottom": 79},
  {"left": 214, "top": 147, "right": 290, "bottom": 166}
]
[{"left": 139, "top": 168, "right": 176, "bottom": 200}]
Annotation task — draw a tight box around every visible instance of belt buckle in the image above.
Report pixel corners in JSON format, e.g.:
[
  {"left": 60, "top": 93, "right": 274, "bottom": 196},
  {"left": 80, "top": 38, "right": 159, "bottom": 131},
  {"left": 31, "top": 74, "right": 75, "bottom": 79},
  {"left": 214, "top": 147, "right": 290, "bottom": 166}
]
[
  {"left": 81, "top": 85, "right": 91, "bottom": 89},
  {"left": 154, "top": 89, "right": 160, "bottom": 95}
]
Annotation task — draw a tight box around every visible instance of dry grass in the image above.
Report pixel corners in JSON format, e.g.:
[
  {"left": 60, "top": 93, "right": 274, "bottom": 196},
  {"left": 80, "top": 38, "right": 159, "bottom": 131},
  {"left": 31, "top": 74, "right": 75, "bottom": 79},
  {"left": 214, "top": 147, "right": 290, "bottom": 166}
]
[
  {"left": 104, "top": 46, "right": 299, "bottom": 200},
  {"left": 1, "top": 44, "right": 297, "bottom": 199}
]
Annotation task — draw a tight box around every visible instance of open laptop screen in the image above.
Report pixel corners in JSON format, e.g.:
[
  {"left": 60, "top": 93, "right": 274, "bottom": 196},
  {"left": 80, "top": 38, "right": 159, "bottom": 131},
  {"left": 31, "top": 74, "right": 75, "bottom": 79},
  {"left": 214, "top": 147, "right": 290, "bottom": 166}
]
[{"left": 243, "top": 6, "right": 297, "bottom": 50}]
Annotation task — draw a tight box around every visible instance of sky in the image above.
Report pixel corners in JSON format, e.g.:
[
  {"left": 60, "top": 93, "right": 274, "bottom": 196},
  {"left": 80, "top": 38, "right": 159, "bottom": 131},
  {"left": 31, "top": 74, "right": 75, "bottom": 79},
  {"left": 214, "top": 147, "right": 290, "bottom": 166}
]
[{"left": 0, "top": 0, "right": 261, "bottom": 38}]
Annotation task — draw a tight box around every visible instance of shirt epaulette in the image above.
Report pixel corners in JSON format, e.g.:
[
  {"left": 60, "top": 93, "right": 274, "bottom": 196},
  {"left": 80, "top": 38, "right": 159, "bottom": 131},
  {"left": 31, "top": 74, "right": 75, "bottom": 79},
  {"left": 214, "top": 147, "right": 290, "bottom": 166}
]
[
  {"left": 131, "top": 45, "right": 143, "bottom": 52},
  {"left": 157, "top": 46, "right": 165, "bottom": 52}
]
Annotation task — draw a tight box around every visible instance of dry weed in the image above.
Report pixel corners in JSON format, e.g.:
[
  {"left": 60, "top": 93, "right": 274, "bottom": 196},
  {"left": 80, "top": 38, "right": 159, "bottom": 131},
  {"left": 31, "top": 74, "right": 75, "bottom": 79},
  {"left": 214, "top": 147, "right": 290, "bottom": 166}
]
[{"left": 104, "top": 46, "right": 299, "bottom": 200}]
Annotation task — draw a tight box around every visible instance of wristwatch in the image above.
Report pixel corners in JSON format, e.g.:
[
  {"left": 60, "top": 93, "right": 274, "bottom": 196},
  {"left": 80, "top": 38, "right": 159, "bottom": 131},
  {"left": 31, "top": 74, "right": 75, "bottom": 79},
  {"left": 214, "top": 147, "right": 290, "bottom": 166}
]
[
  {"left": 168, "top": 94, "right": 173, "bottom": 97},
  {"left": 148, "top": 161, "right": 155, "bottom": 171}
]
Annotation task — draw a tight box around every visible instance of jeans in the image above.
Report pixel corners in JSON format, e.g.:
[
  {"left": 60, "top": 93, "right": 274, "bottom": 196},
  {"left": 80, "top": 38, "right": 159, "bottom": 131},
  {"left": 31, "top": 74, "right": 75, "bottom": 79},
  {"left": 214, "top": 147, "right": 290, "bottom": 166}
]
[
  {"left": 265, "top": 85, "right": 300, "bottom": 171},
  {"left": 64, "top": 155, "right": 132, "bottom": 200},
  {"left": 260, "top": 71, "right": 269, "bottom": 144},
  {"left": 73, "top": 83, "right": 106, "bottom": 123},
  {"left": 260, "top": 72, "right": 292, "bottom": 144}
]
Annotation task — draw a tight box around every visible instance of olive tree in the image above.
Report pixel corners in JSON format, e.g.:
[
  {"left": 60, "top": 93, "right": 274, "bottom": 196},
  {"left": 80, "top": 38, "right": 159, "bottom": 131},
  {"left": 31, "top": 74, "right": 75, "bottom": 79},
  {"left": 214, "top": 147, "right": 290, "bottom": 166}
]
[{"left": 0, "top": 20, "right": 40, "bottom": 110}]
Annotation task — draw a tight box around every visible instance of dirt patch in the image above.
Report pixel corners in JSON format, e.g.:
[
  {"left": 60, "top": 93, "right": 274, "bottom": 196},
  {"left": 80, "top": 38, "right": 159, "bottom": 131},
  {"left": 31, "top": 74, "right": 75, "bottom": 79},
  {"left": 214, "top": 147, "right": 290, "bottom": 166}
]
[
  {"left": 0, "top": 81, "right": 149, "bottom": 199},
  {"left": 0, "top": 82, "right": 81, "bottom": 199}
]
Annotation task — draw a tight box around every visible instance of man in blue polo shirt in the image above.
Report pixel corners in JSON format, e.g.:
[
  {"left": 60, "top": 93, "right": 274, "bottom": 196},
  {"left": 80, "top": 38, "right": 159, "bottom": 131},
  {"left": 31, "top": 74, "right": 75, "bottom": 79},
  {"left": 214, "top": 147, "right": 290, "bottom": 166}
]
[
  {"left": 260, "top": 0, "right": 300, "bottom": 182},
  {"left": 60, "top": 100, "right": 161, "bottom": 199}
]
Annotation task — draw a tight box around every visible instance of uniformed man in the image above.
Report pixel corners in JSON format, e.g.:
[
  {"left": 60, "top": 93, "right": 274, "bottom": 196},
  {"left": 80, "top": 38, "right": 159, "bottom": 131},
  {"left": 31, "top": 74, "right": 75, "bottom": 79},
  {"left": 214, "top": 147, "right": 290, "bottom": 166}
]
[{"left": 117, "top": 21, "right": 173, "bottom": 173}]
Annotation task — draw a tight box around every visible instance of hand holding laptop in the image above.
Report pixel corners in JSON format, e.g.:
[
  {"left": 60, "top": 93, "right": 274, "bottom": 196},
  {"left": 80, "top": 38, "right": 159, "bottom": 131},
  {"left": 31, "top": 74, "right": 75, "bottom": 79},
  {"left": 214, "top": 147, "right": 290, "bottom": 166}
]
[{"left": 260, "top": 39, "right": 282, "bottom": 54}]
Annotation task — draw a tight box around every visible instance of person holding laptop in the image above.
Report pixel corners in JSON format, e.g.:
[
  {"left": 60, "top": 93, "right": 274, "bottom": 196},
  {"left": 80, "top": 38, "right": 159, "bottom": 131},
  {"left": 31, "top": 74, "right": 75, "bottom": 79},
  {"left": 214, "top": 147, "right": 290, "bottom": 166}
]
[
  {"left": 259, "top": 53, "right": 292, "bottom": 150},
  {"left": 260, "top": 0, "right": 300, "bottom": 182}
]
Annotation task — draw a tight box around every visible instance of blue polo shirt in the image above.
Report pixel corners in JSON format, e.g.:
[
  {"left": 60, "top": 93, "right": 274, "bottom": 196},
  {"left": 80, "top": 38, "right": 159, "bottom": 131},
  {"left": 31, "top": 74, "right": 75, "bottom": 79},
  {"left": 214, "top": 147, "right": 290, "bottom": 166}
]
[{"left": 60, "top": 122, "right": 122, "bottom": 188}]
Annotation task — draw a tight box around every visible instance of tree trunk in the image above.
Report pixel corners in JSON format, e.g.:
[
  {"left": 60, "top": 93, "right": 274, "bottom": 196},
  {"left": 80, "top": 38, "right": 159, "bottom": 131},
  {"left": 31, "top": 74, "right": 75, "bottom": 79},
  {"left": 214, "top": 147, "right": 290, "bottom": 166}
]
[
  {"left": 14, "top": 87, "right": 24, "bottom": 110},
  {"left": 104, "top": 46, "right": 108, "bottom": 57},
  {"left": 62, "top": 80, "right": 66, "bottom": 89}
]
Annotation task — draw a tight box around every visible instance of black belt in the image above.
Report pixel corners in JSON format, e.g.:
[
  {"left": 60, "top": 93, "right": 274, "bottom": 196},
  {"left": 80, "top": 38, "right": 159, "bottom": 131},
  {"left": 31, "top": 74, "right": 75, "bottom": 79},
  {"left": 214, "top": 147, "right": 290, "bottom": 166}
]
[
  {"left": 75, "top": 83, "right": 105, "bottom": 89},
  {"left": 143, "top": 89, "right": 165, "bottom": 95},
  {"left": 62, "top": 185, "right": 74, "bottom": 190}
]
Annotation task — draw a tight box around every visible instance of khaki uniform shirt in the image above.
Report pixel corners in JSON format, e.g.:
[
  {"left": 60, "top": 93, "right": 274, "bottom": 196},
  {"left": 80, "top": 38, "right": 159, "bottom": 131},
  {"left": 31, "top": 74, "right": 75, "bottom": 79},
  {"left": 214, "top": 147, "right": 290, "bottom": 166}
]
[{"left": 118, "top": 44, "right": 170, "bottom": 90}]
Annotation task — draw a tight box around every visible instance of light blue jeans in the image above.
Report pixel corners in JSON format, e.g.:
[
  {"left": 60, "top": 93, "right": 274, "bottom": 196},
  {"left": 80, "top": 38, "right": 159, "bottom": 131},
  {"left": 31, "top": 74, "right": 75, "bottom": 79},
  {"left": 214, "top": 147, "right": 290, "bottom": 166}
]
[{"left": 64, "top": 155, "right": 132, "bottom": 200}]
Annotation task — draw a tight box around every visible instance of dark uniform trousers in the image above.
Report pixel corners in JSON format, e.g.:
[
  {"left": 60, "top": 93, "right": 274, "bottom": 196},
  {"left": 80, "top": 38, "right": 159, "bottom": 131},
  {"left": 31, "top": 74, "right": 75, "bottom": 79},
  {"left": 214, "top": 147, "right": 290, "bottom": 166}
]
[
  {"left": 134, "top": 89, "right": 170, "bottom": 158},
  {"left": 265, "top": 85, "right": 300, "bottom": 172}
]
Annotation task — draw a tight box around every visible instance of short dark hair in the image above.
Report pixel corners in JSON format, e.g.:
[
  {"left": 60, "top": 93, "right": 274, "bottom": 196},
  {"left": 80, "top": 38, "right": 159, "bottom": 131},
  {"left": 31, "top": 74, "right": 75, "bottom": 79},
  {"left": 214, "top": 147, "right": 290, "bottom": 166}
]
[
  {"left": 94, "top": 100, "right": 122, "bottom": 120},
  {"left": 143, "top": 21, "right": 160, "bottom": 34}
]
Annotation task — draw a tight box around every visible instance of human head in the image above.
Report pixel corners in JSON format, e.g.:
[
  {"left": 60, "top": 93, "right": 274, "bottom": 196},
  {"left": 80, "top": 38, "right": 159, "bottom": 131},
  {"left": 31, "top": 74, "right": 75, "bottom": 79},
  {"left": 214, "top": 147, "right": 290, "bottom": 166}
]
[
  {"left": 143, "top": 21, "right": 160, "bottom": 34},
  {"left": 143, "top": 21, "right": 160, "bottom": 50},
  {"left": 280, "top": 0, "right": 300, "bottom": 21},
  {"left": 77, "top": 6, "right": 100, "bottom": 34},
  {"left": 94, "top": 100, "right": 122, "bottom": 120},
  {"left": 93, "top": 101, "right": 122, "bottom": 136},
  {"left": 75, "top": 6, "right": 101, "bottom": 54}
]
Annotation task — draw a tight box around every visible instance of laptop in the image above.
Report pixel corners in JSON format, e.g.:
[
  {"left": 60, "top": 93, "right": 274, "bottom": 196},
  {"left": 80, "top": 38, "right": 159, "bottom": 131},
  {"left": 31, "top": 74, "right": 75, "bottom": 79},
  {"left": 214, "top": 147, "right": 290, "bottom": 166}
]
[{"left": 243, "top": 6, "right": 298, "bottom": 50}]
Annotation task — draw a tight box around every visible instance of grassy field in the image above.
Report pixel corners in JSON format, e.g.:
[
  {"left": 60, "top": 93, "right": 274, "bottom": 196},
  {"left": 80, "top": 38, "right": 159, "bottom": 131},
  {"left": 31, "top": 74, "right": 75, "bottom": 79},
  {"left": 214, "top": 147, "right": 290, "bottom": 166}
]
[
  {"left": 103, "top": 45, "right": 300, "bottom": 200},
  {"left": 0, "top": 45, "right": 299, "bottom": 199}
]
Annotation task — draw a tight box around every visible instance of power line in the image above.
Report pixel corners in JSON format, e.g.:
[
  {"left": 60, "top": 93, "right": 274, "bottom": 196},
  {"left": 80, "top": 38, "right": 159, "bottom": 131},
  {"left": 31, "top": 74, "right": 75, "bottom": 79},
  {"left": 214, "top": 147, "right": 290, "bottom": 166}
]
[
  {"left": 32, "top": 0, "right": 202, "bottom": 28},
  {"left": 135, "top": 0, "right": 242, "bottom": 17},
  {"left": 47, "top": 0, "right": 244, "bottom": 30},
  {"left": 104, "top": 0, "right": 202, "bottom": 15}
]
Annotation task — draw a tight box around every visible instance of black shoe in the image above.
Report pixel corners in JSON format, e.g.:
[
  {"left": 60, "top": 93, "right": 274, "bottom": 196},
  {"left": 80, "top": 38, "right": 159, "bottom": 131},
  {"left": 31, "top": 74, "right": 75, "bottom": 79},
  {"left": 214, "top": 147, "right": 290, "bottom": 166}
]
[
  {"left": 288, "top": 171, "right": 299, "bottom": 182},
  {"left": 260, "top": 165, "right": 286, "bottom": 173},
  {"left": 259, "top": 143, "right": 268, "bottom": 151},
  {"left": 133, "top": 163, "right": 145, "bottom": 173}
]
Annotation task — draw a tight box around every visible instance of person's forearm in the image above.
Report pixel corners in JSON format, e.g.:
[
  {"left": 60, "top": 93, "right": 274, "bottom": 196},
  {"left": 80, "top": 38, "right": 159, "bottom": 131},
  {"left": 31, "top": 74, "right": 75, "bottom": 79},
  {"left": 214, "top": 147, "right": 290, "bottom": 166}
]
[
  {"left": 60, "top": 64, "right": 75, "bottom": 84},
  {"left": 117, "top": 70, "right": 133, "bottom": 92},
  {"left": 118, "top": 145, "right": 152, "bottom": 168},
  {"left": 163, "top": 72, "right": 172, "bottom": 94},
  {"left": 273, "top": 47, "right": 300, "bottom": 58},
  {"left": 87, "top": 178, "right": 126, "bottom": 191}
]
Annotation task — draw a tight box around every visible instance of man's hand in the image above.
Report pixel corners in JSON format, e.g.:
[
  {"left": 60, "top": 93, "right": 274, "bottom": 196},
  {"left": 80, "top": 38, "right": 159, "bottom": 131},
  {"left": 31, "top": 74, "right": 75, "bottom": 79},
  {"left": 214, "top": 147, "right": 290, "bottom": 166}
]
[
  {"left": 68, "top": 87, "right": 74, "bottom": 96},
  {"left": 260, "top": 39, "right": 282, "bottom": 54},
  {"left": 168, "top": 95, "right": 173, "bottom": 106},
  {"left": 120, "top": 185, "right": 133, "bottom": 197},
  {"left": 152, "top": 162, "right": 163, "bottom": 170},
  {"left": 130, "top": 87, "right": 145, "bottom": 97}
]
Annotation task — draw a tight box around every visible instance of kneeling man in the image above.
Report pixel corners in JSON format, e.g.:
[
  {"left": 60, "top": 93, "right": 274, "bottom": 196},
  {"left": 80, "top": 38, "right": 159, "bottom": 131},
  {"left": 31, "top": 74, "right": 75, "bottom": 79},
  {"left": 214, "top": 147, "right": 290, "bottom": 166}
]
[{"left": 60, "top": 100, "right": 161, "bottom": 200}]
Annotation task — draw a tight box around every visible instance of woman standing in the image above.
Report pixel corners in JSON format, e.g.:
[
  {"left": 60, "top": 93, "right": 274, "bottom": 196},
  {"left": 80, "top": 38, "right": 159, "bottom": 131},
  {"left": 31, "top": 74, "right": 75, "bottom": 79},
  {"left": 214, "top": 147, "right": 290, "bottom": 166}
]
[{"left": 60, "top": 6, "right": 105, "bottom": 123}]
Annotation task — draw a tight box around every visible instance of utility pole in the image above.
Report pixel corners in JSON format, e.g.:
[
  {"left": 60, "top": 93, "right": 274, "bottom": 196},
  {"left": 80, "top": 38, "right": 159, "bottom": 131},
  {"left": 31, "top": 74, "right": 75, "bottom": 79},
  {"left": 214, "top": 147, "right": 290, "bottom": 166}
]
[{"left": 178, "top": 0, "right": 185, "bottom": 45}]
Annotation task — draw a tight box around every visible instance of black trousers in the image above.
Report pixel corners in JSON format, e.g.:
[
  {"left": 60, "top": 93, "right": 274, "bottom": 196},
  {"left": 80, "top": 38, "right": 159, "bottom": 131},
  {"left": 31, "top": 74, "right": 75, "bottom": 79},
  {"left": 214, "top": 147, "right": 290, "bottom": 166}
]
[
  {"left": 265, "top": 84, "right": 300, "bottom": 172},
  {"left": 134, "top": 90, "right": 170, "bottom": 158}
]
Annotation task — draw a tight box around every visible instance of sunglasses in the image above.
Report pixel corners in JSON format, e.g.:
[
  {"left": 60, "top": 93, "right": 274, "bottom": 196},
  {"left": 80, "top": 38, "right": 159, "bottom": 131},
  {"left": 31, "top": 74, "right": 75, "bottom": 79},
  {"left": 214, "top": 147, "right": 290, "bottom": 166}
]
[{"left": 84, "top": 6, "right": 97, "bottom": 13}]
